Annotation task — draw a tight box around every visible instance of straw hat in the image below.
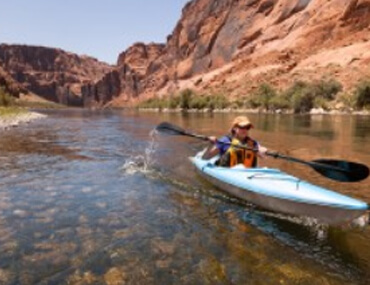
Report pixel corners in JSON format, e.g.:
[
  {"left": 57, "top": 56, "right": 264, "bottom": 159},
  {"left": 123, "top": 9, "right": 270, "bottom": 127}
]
[{"left": 231, "top": 116, "right": 253, "bottom": 130}]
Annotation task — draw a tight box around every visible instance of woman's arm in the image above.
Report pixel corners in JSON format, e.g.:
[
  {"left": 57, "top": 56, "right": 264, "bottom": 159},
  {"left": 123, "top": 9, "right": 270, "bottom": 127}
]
[
  {"left": 257, "top": 143, "right": 268, "bottom": 158},
  {"left": 201, "top": 136, "right": 220, "bottom": 159}
]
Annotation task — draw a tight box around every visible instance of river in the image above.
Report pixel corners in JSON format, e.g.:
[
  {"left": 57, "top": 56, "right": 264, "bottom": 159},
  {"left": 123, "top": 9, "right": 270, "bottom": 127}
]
[{"left": 0, "top": 109, "right": 369, "bottom": 284}]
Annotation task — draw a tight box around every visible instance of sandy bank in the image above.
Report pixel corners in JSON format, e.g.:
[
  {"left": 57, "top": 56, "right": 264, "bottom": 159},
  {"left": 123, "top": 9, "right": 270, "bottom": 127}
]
[{"left": 0, "top": 111, "right": 47, "bottom": 130}]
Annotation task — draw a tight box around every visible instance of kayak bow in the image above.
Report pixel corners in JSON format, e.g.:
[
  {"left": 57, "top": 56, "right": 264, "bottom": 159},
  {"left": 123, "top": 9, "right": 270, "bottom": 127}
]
[{"left": 190, "top": 151, "right": 369, "bottom": 225}]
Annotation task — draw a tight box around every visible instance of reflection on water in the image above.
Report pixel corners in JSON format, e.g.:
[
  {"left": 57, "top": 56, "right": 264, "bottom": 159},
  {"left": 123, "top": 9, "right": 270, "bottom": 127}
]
[{"left": 0, "top": 110, "right": 369, "bottom": 284}]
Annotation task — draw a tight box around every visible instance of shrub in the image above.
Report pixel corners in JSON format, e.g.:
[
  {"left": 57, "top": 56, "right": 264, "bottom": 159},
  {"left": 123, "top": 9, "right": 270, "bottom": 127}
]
[
  {"left": 248, "top": 83, "right": 277, "bottom": 110},
  {"left": 138, "top": 97, "right": 167, "bottom": 109},
  {"left": 334, "top": 92, "right": 355, "bottom": 111},
  {"left": 280, "top": 81, "right": 309, "bottom": 113},
  {"left": 281, "top": 79, "right": 342, "bottom": 113},
  {"left": 0, "top": 86, "right": 15, "bottom": 107},
  {"left": 257, "top": 83, "right": 277, "bottom": 110},
  {"left": 292, "top": 88, "right": 314, "bottom": 113},
  {"left": 354, "top": 80, "right": 370, "bottom": 110},
  {"left": 207, "top": 93, "right": 229, "bottom": 110},
  {"left": 313, "top": 96, "right": 329, "bottom": 110},
  {"left": 232, "top": 97, "right": 248, "bottom": 109},
  {"left": 314, "top": 78, "right": 342, "bottom": 101},
  {"left": 168, "top": 95, "right": 180, "bottom": 109},
  {"left": 189, "top": 95, "right": 209, "bottom": 109},
  {"left": 179, "top": 89, "right": 194, "bottom": 109},
  {"left": 269, "top": 94, "right": 291, "bottom": 110}
]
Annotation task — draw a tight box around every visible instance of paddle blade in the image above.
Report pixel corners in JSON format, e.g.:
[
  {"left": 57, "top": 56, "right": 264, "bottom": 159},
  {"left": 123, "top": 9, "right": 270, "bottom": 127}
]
[
  {"left": 312, "top": 159, "right": 369, "bottom": 182},
  {"left": 156, "top": 122, "right": 187, "bottom": 136}
]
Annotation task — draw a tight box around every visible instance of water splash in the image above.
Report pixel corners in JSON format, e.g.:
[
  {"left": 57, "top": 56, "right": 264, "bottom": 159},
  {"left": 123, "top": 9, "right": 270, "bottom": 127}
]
[{"left": 120, "top": 129, "right": 158, "bottom": 175}]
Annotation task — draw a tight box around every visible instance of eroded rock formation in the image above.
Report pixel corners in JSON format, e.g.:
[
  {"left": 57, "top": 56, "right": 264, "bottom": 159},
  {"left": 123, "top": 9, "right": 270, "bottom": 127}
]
[
  {"left": 87, "top": 0, "right": 370, "bottom": 106},
  {"left": 0, "top": 44, "right": 112, "bottom": 106},
  {"left": 2, "top": 0, "right": 370, "bottom": 107}
]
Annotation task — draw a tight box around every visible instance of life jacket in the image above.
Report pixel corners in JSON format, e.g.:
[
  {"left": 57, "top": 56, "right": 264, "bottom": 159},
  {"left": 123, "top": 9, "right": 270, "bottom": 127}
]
[{"left": 218, "top": 137, "right": 258, "bottom": 168}]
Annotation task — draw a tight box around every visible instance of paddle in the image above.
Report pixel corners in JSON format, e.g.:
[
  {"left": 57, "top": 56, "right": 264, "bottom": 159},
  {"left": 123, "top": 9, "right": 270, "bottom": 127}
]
[{"left": 156, "top": 122, "right": 369, "bottom": 183}]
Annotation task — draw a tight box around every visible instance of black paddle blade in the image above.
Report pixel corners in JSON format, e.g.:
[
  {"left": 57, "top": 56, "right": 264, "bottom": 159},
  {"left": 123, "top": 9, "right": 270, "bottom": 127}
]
[
  {"left": 312, "top": 159, "right": 369, "bottom": 182},
  {"left": 156, "top": 122, "right": 187, "bottom": 136}
]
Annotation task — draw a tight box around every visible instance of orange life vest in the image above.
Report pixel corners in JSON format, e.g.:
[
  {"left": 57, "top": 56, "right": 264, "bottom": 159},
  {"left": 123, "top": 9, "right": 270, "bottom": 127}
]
[{"left": 218, "top": 138, "right": 258, "bottom": 168}]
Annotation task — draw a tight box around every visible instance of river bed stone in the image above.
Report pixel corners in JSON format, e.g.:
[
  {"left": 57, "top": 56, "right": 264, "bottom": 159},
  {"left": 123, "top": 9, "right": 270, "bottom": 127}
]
[{"left": 0, "top": 111, "right": 46, "bottom": 130}]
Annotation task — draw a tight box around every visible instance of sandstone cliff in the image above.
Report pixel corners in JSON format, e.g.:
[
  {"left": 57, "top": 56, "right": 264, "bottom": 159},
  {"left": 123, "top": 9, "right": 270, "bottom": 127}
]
[
  {"left": 0, "top": 65, "right": 26, "bottom": 97},
  {"left": 0, "top": 44, "right": 112, "bottom": 106},
  {"left": 2, "top": 0, "right": 370, "bottom": 107},
  {"left": 82, "top": 43, "right": 165, "bottom": 107},
  {"left": 100, "top": 0, "right": 370, "bottom": 106}
]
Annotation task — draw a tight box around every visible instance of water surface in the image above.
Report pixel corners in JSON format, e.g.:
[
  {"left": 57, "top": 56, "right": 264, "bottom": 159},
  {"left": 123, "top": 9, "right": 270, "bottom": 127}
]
[{"left": 0, "top": 110, "right": 369, "bottom": 284}]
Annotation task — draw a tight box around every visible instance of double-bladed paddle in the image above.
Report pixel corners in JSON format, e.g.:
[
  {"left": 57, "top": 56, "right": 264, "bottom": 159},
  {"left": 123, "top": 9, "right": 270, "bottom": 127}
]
[{"left": 156, "top": 122, "right": 369, "bottom": 183}]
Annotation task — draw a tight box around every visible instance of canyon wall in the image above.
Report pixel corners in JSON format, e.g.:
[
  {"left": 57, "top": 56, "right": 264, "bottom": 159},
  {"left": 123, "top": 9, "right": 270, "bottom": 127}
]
[{"left": 1, "top": 0, "right": 370, "bottom": 107}]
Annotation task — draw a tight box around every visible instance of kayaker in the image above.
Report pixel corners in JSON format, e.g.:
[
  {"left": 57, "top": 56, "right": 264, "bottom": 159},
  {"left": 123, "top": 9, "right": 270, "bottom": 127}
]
[{"left": 202, "top": 116, "right": 267, "bottom": 167}]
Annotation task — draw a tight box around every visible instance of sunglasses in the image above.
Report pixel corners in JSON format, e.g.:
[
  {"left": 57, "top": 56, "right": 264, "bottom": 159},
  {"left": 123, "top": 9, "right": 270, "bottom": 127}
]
[{"left": 236, "top": 125, "right": 251, "bottom": 130}]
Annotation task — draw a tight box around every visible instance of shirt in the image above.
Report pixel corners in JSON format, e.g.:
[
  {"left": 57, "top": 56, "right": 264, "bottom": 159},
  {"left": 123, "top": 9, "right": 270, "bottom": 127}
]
[{"left": 216, "top": 135, "right": 260, "bottom": 156}]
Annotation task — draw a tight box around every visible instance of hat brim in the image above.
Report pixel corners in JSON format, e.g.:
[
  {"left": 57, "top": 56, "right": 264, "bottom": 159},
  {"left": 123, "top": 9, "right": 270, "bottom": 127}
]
[{"left": 235, "top": 122, "right": 253, "bottom": 128}]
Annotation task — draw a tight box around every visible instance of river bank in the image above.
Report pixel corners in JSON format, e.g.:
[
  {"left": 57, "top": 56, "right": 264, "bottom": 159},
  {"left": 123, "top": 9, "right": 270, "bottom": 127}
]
[
  {"left": 0, "top": 108, "right": 46, "bottom": 130},
  {"left": 137, "top": 107, "right": 370, "bottom": 115}
]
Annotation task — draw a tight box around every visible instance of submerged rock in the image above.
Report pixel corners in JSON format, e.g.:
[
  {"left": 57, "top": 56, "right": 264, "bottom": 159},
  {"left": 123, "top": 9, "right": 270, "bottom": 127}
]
[{"left": 0, "top": 111, "right": 46, "bottom": 130}]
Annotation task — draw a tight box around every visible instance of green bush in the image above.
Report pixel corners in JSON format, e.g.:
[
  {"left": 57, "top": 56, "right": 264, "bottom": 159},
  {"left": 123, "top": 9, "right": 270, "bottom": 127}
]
[
  {"left": 0, "top": 86, "right": 15, "bottom": 107},
  {"left": 281, "top": 79, "right": 342, "bottom": 113},
  {"left": 292, "top": 88, "right": 314, "bottom": 113},
  {"left": 189, "top": 95, "right": 209, "bottom": 109},
  {"left": 269, "top": 94, "right": 291, "bottom": 110},
  {"left": 179, "top": 89, "right": 193, "bottom": 109},
  {"left": 314, "top": 78, "right": 342, "bottom": 101},
  {"left": 138, "top": 97, "right": 168, "bottom": 109},
  {"left": 354, "top": 80, "right": 370, "bottom": 110},
  {"left": 247, "top": 83, "right": 277, "bottom": 110},
  {"left": 232, "top": 97, "right": 248, "bottom": 109},
  {"left": 257, "top": 83, "right": 277, "bottom": 110},
  {"left": 207, "top": 94, "right": 229, "bottom": 110},
  {"left": 280, "top": 81, "right": 308, "bottom": 113},
  {"left": 168, "top": 95, "right": 180, "bottom": 109}
]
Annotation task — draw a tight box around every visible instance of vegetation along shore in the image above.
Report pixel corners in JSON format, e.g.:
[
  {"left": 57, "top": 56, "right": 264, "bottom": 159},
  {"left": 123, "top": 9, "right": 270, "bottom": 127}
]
[
  {"left": 137, "top": 78, "right": 370, "bottom": 115},
  {"left": 0, "top": 87, "right": 47, "bottom": 130}
]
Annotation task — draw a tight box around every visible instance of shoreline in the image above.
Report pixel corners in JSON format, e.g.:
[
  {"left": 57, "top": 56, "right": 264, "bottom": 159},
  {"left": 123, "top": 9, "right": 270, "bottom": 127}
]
[
  {"left": 136, "top": 107, "right": 370, "bottom": 116},
  {"left": 0, "top": 111, "right": 47, "bottom": 131}
]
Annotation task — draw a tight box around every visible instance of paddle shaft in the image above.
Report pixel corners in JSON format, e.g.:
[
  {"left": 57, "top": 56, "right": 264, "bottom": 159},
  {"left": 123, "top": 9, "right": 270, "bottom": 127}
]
[
  {"left": 265, "top": 151, "right": 351, "bottom": 174},
  {"left": 159, "top": 122, "right": 352, "bottom": 172},
  {"left": 156, "top": 122, "right": 369, "bottom": 182},
  {"left": 207, "top": 140, "right": 350, "bottom": 174}
]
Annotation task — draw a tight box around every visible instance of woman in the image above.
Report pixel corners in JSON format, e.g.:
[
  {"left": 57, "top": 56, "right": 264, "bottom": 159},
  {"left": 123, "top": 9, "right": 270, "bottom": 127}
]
[{"left": 202, "top": 116, "right": 267, "bottom": 167}]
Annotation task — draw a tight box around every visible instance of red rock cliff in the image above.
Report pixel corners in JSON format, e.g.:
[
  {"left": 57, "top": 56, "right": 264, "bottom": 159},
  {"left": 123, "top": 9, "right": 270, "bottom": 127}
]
[
  {"left": 0, "top": 44, "right": 112, "bottom": 106},
  {"left": 2, "top": 0, "right": 370, "bottom": 107},
  {"left": 105, "top": 0, "right": 370, "bottom": 106}
]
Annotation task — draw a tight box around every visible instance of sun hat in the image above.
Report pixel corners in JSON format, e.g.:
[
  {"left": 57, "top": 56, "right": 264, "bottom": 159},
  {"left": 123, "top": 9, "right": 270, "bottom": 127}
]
[{"left": 230, "top": 116, "right": 253, "bottom": 130}]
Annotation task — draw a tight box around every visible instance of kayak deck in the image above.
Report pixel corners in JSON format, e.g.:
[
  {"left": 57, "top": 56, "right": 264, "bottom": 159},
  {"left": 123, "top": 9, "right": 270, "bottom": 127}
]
[{"left": 190, "top": 152, "right": 369, "bottom": 225}]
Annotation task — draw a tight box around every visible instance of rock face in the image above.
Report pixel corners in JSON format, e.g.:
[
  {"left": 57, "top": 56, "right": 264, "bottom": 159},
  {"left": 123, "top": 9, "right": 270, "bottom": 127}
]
[
  {"left": 0, "top": 44, "right": 112, "bottom": 106},
  {"left": 82, "top": 43, "right": 165, "bottom": 107},
  {"left": 104, "top": 0, "right": 370, "bottom": 106},
  {"left": 0, "top": 66, "right": 26, "bottom": 97},
  {"left": 2, "top": 0, "right": 370, "bottom": 107}
]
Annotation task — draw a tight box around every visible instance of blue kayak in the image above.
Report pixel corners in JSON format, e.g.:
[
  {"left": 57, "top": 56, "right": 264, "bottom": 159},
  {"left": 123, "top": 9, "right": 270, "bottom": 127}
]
[{"left": 190, "top": 151, "right": 369, "bottom": 225}]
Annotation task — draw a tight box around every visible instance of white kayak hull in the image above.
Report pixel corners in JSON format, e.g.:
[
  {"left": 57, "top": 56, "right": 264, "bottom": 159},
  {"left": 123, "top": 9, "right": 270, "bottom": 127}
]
[{"left": 190, "top": 152, "right": 369, "bottom": 225}]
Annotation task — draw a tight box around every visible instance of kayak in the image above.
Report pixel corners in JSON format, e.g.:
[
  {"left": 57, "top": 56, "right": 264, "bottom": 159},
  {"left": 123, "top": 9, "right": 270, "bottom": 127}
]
[{"left": 190, "top": 151, "right": 369, "bottom": 225}]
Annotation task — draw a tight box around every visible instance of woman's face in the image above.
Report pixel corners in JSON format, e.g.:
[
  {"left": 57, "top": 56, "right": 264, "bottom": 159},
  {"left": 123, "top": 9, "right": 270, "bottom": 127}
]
[{"left": 234, "top": 125, "right": 251, "bottom": 140}]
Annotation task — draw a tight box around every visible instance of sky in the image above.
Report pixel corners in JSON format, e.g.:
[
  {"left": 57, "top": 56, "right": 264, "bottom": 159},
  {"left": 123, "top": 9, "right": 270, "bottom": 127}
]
[{"left": 0, "top": 0, "right": 190, "bottom": 64}]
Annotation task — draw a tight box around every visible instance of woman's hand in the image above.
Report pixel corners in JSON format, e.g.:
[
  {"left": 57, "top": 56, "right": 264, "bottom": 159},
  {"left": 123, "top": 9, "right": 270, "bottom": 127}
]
[
  {"left": 207, "top": 136, "right": 217, "bottom": 144},
  {"left": 258, "top": 146, "right": 268, "bottom": 157}
]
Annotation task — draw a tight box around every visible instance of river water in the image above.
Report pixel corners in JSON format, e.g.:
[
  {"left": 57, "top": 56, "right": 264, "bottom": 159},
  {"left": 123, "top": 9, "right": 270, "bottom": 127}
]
[{"left": 0, "top": 109, "right": 369, "bottom": 284}]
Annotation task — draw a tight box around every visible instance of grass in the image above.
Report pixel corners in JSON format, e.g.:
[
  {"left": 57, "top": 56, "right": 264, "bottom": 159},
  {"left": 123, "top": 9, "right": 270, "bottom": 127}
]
[
  {"left": 138, "top": 89, "right": 232, "bottom": 111},
  {"left": 0, "top": 106, "right": 27, "bottom": 117},
  {"left": 16, "top": 100, "right": 64, "bottom": 109}
]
